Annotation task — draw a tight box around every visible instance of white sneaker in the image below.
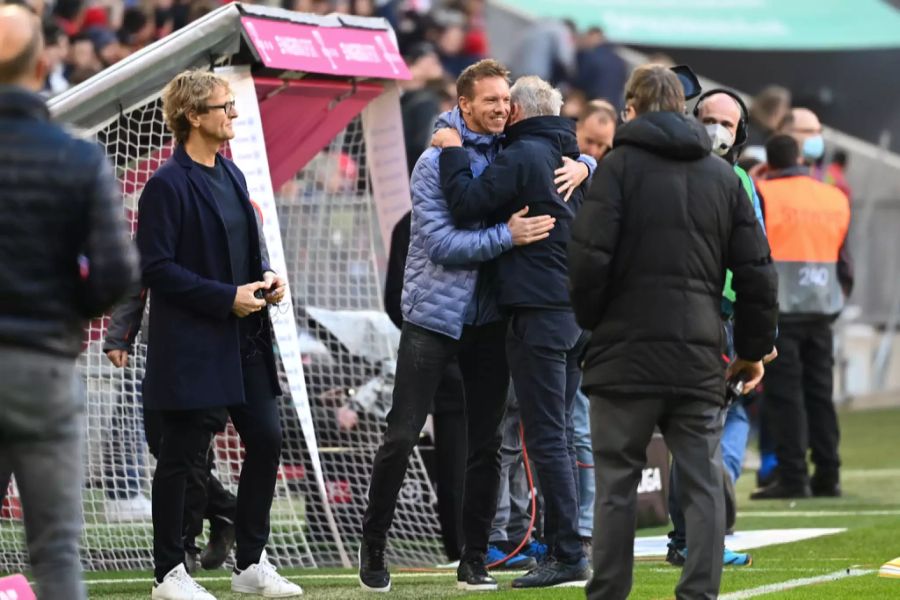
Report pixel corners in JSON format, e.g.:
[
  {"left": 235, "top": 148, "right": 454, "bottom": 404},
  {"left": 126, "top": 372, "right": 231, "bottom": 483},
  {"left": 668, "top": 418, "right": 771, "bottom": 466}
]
[
  {"left": 232, "top": 550, "right": 303, "bottom": 597},
  {"left": 151, "top": 564, "right": 217, "bottom": 600},
  {"left": 106, "top": 495, "right": 153, "bottom": 522}
]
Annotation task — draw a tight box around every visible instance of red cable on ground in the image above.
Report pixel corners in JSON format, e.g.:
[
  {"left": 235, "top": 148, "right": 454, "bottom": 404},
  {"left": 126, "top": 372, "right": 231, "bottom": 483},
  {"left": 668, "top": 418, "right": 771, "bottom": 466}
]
[{"left": 486, "top": 422, "right": 538, "bottom": 569}]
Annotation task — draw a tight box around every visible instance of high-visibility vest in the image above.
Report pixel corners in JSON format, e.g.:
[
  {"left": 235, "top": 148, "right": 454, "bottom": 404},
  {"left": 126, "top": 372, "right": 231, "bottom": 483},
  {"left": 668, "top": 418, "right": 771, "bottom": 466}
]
[{"left": 756, "top": 175, "right": 850, "bottom": 316}]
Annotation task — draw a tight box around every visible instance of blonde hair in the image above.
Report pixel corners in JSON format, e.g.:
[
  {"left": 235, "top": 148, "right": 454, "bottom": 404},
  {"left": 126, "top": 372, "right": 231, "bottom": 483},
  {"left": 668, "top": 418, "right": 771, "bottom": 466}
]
[
  {"left": 624, "top": 64, "right": 684, "bottom": 115},
  {"left": 161, "top": 70, "right": 231, "bottom": 143}
]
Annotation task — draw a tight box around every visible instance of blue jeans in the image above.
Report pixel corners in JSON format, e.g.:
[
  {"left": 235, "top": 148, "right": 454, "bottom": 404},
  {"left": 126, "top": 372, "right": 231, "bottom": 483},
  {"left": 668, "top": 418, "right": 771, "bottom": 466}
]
[{"left": 573, "top": 389, "right": 594, "bottom": 538}]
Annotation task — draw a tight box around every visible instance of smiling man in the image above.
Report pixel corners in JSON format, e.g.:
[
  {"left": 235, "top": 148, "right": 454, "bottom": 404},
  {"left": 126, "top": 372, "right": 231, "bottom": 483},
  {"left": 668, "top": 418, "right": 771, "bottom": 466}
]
[
  {"left": 358, "top": 59, "right": 568, "bottom": 593},
  {"left": 137, "top": 70, "right": 300, "bottom": 600}
]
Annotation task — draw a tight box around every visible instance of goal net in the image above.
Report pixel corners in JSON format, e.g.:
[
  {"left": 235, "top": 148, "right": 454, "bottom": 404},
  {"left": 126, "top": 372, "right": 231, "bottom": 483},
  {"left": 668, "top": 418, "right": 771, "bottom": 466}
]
[{"left": 0, "top": 91, "right": 445, "bottom": 573}]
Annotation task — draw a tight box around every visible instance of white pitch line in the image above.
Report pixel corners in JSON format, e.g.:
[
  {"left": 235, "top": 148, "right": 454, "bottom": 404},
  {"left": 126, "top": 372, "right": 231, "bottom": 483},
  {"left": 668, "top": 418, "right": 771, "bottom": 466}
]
[
  {"left": 737, "top": 509, "right": 900, "bottom": 517},
  {"left": 719, "top": 568, "right": 875, "bottom": 599}
]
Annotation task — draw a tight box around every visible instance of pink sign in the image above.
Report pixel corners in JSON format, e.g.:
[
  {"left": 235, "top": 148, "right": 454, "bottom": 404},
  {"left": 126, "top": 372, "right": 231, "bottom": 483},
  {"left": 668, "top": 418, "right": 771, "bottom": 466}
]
[
  {"left": 0, "top": 574, "right": 37, "bottom": 600},
  {"left": 241, "top": 17, "right": 411, "bottom": 81}
]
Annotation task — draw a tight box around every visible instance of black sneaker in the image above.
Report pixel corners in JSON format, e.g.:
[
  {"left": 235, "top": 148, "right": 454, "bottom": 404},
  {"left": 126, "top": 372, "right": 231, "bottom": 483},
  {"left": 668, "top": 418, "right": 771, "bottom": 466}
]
[
  {"left": 511, "top": 557, "right": 591, "bottom": 589},
  {"left": 200, "top": 521, "right": 235, "bottom": 570},
  {"left": 665, "top": 545, "right": 686, "bottom": 567},
  {"left": 457, "top": 558, "right": 498, "bottom": 591},
  {"left": 358, "top": 541, "right": 391, "bottom": 592}
]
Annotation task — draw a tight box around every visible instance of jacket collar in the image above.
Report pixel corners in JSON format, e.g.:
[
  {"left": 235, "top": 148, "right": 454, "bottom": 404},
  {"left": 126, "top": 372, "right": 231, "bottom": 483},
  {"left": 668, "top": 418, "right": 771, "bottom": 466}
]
[
  {"left": 766, "top": 165, "right": 809, "bottom": 180},
  {"left": 433, "top": 107, "right": 501, "bottom": 151},
  {"left": 0, "top": 86, "right": 50, "bottom": 121}
]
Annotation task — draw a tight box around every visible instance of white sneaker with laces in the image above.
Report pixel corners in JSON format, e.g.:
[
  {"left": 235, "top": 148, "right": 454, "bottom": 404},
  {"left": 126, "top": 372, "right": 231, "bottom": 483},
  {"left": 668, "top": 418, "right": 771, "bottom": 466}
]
[
  {"left": 232, "top": 550, "right": 303, "bottom": 597},
  {"left": 106, "top": 494, "right": 153, "bottom": 523},
  {"left": 151, "top": 564, "right": 216, "bottom": 600}
]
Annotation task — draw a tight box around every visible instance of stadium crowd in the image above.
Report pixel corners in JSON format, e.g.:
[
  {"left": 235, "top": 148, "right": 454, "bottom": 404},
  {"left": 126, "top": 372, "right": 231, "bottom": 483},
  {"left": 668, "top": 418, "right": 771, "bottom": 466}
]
[{"left": 0, "top": 1, "right": 857, "bottom": 599}]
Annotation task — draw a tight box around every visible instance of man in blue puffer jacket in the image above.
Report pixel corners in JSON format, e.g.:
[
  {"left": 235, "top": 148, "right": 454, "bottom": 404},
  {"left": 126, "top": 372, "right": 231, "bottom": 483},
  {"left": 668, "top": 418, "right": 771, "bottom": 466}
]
[{"left": 358, "top": 59, "right": 591, "bottom": 593}]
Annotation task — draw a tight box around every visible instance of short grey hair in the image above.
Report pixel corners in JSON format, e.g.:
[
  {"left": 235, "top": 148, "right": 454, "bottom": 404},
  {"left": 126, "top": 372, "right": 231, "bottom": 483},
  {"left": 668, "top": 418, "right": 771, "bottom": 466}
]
[{"left": 510, "top": 76, "right": 563, "bottom": 119}]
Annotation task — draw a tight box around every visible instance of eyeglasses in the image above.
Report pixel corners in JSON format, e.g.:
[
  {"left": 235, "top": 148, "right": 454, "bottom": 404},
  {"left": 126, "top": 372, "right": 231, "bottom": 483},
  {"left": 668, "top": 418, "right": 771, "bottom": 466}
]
[{"left": 204, "top": 100, "right": 236, "bottom": 115}]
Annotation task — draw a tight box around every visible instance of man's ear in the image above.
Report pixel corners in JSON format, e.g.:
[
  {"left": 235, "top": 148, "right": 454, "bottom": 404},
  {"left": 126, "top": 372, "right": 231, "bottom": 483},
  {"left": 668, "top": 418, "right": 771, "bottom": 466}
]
[
  {"left": 458, "top": 96, "right": 469, "bottom": 116},
  {"left": 509, "top": 103, "right": 521, "bottom": 124}
]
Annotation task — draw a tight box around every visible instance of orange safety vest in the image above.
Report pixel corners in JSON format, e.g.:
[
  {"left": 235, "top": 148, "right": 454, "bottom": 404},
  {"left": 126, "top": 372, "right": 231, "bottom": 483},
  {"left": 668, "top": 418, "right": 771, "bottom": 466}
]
[{"left": 756, "top": 175, "right": 850, "bottom": 316}]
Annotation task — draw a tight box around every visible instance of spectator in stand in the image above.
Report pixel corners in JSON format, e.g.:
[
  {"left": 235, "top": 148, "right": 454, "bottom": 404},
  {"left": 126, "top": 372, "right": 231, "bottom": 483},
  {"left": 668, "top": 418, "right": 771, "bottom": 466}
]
[
  {"left": 0, "top": 7, "right": 138, "bottom": 597},
  {"left": 434, "top": 8, "right": 481, "bottom": 78},
  {"left": 507, "top": 19, "right": 577, "bottom": 87},
  {"left": 745, "top": 84, "right": 791, "bottom": 149},
  {"left": 400, "top": 42, "right": 445, "bottom": 176},
  {"left": 575, "top": 27, "right": 627, "bottom": 111},
  {"left": 42, "top": 18, "right": 70, "bottom": 95},
  {"left": 751, "top": 135, "right": 852, "bottom": 501},
  {"left": 120, "top": 6, "right": 157, "bottom": 53}
]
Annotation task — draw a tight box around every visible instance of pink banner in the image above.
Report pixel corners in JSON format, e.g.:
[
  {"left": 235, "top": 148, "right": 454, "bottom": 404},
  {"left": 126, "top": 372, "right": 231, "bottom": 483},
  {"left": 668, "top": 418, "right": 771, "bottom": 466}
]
[
  {"left": 0, "top": 574, "right": 36, "bottom": 600},
  {"left": 241, "top": 17, "right": 410, "bottom": 80}
]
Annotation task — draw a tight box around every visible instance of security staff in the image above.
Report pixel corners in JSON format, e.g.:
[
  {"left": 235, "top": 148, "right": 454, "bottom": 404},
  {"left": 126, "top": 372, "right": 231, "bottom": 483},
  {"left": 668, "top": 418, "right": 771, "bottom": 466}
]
[{"left": 751, "top": 134, "right": 852, "bottom": 500}]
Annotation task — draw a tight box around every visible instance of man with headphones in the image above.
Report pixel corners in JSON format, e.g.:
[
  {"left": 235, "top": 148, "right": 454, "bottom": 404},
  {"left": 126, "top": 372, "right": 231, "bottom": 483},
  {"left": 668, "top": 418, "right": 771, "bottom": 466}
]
[{"left": 666, "top": 89, "right": 770, "bottom": 568}]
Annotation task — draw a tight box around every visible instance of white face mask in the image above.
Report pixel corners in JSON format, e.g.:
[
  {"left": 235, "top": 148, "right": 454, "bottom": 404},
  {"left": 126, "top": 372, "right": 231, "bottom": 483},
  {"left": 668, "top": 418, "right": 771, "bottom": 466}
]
[{"left": 704, "top": 123, "right": 735, "bottom": 157}]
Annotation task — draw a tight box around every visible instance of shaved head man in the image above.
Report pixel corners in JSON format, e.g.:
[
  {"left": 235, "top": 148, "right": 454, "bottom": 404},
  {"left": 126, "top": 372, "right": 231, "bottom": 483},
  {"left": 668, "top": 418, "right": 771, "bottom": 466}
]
[
  {"left": 780, "top": 107, "right": 824, "bottom": 164},
  {"left": 0, "top": 4, "right": 46, "bottom": 90},
  {"left": 697, "top": 93, "right": 742, "bottom": 143},
  {"left": 0, "top": 5, "right": 138, "bottom": 600},
  {"left": 576, "top": 99, "right": 617, "bottom": 161}
]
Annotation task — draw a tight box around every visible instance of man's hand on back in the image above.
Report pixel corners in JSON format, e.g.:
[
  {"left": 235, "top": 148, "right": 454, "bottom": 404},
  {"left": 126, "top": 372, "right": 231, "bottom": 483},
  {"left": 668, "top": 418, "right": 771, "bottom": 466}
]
[
  {"left": 507, "top": 206, "right": 556, "bottom": 246},
  {"left": 554, "top": 157, "right": 590, "bottom": 202}
]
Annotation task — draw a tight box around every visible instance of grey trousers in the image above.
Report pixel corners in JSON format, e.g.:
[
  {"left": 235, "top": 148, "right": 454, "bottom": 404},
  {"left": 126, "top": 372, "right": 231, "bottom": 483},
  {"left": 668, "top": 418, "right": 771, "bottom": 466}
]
[
  {"left": 0, "top": 345, "right": 86, "bottom": 600},
  {"left": 587, "top": 395, "right": 725, "bottom": 600},
  {"left": 489, "top": 386, "right": 533, "bottom": 545}
]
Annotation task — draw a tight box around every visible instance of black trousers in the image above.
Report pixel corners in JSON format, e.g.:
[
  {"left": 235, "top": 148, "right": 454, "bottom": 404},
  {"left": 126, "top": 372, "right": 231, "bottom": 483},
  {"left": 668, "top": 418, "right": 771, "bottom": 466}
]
[
  {"left": 762, "top": 318, "right": 840, "bottom": 487},
  {"left": 587, "top": 395, "right": 725, "bottom": 600},
  {"left": 432, "top": 360, "right": 467, "bottom": 560},
  {"left": 144, "top": 410, "right": 237, "bottom": 554},
  {"left": 362, "top": 321, "right": 508, "bottom": 560},
  {"left": 152, "top": 360, "right": 281, "bottom": 580},
  {"left": 506, "top": 309, "right": 586, "bottom": 564}
]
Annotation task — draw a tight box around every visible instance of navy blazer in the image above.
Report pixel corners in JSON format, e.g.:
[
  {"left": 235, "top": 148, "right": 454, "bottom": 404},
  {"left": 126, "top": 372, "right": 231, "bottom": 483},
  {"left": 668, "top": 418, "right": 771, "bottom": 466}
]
[{"left": 136, "top": 144, "right": 281, "bottom": 410}]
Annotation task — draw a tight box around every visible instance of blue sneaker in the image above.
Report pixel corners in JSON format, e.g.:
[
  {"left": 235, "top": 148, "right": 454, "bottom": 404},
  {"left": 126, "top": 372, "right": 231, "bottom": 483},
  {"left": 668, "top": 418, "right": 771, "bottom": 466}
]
[
  {"left": 486, "top": 545, "right": 537, "bottom": 570},
  {"left": 723, "top": 548, "right": 752, "bottom": 566},
  {"left": 520, "top": 540, "right": 548, "bottom": 562}
]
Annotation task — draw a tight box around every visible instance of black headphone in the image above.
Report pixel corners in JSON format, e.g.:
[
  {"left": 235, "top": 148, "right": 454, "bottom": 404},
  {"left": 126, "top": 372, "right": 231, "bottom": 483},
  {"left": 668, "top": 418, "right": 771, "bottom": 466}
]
[{"left": 692, "top": 88, "right": 749, "bottom": 149}]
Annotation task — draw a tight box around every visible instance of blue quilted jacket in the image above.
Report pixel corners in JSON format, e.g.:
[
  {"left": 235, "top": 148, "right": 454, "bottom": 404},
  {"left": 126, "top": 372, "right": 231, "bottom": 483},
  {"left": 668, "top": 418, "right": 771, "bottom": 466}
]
[{"left": 400, "top": 108, "right": 513, "bottom": 339}]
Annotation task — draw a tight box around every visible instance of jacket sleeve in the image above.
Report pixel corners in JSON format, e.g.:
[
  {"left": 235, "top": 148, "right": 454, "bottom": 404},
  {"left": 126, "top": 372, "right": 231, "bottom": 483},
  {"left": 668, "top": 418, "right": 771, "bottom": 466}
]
[
  {"left": 439, "top": 147, "right": 524, "bottom": 222},
  {"left": 728, "top": 178, "right": 779, "bottom": 361},
  {"left": 78, "top": 148, "right": 140, "bottom": 318},
  {"left": 384, "top": 211, "right": 411, "bottom": 329},
  {"left": 413, "top": 151, "right": 514, "bottom": 266},
  {"left": 136, "top": 175, "right": 236, "bottom": 319},
  {"left": 568, "top": 157, "right": 623, "bottom": 330},
  {"left": 102, "top": 285, "right": 147, "bottom": 352}
]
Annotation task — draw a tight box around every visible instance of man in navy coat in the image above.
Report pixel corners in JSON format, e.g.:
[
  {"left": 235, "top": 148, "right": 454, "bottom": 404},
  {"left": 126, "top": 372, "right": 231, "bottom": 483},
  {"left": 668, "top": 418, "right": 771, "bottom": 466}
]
[{"left": 137, "top": 70, "right": 301, "bottom": 599}]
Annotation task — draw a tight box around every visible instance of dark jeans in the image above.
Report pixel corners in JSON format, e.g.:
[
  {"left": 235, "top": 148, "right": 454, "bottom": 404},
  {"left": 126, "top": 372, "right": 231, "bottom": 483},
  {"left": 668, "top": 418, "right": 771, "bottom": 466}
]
[
  {"left": 152, "top": 360, "right": 281, "bottom": 580},
  {"left": 144, "top": 410, "right": 237, "bottom": 554},
  {"left": 762, "top": 318, "right": 840, "bottom": 487},
  {"left": 506, "top": 309, "right": 586, "bottom": 564},
  {"left": 432, "top": 360, "right": 467, "bottom": 560},
  {"left": 362, "top": 321, "right": 508, "bottom": 560},
  {"left": 588, "top": 395, "right": 725, "bottom": 600}
]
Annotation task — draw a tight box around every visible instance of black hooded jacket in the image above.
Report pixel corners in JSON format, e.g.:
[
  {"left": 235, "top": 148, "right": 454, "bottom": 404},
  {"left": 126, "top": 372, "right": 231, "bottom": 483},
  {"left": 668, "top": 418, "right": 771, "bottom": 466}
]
[
  {"left": 438, "top": 115, "right": 585, "bottom": 309},
  {"left": 568, "top": 111, "right": 778, "bottom": 405}
]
